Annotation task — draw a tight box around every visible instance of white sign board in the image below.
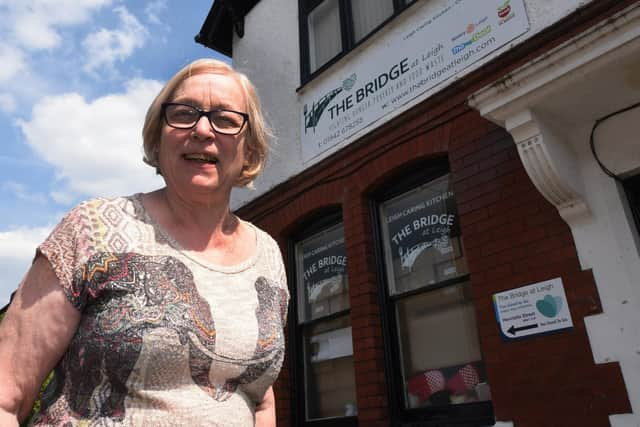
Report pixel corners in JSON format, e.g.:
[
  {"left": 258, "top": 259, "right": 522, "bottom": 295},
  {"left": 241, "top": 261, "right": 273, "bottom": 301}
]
[
  {"left": 493, "top": 278, "right": 573, "bottom": 340},
  {"left": 300, "top": 0, "right": 529, "bottom": 163}
]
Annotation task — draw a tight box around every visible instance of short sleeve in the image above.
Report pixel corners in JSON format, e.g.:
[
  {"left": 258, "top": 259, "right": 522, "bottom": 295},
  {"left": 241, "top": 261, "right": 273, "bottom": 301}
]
[
  {"left": 275, "top": 249, "right": 290, "bottom": 326},
  {"left": 262, "top": 231, "right": 290, "bottom": 326},
  {"left": 37, "top": 202, "right": 93, "bottom": 311}
]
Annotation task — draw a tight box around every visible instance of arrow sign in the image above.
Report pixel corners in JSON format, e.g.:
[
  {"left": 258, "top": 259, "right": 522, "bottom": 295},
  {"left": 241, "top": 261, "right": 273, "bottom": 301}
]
[
  {"left": 493, "top": 278, "right": 574, "bottom": 340},
  {"left": 508, "top": 324, "right": 538, "bottom": 336}
]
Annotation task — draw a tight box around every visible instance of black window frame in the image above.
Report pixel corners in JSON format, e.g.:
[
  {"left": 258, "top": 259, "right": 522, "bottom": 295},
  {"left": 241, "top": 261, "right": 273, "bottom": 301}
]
[
  {"left": 624, "top": 173, "right": 640, "bottom": 238},
  {"left": 287, "top": 209, "right": 359, "bottom": 427},
  {"left": 370, "top": 159, "right": 495, "bottom": 427},
  {"left": 298, "top": 0, "right": 418, "bottom": 85}
]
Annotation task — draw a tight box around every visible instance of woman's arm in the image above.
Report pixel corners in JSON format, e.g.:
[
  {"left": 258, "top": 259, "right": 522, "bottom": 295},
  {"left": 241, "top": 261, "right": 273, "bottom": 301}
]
[
  {"left": 0, "top": 255, "right": 81, "bottom": 425},
  {"left": 255, "top": 386, "right": 276, "bottom": 427}
]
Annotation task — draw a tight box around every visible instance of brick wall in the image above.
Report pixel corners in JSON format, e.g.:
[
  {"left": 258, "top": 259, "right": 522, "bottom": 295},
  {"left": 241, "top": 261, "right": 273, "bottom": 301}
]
[{"left": 239, "top": 94, "right": 630, "bottom": 425}]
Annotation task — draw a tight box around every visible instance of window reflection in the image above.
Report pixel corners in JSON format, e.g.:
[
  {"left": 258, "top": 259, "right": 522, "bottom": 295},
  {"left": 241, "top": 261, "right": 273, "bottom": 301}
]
[{"left": 304, "top": 316, "right": 358, "bottom": 418}]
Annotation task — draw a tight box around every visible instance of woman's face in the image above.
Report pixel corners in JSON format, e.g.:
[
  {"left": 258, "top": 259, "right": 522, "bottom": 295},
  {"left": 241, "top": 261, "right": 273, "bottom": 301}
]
[{"left": 158, "top": 72, "right": 247, "bottom": 202}]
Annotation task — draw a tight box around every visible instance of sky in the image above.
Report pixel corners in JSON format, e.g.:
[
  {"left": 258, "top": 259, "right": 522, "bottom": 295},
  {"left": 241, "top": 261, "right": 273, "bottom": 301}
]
[{"left": 0, "top": 0, "right": 227, "bottom": 307}]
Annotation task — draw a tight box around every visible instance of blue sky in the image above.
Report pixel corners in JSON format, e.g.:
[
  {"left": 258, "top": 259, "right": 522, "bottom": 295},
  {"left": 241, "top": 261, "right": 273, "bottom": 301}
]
[{"left": 0, "top": 0, "right": 227, "bottom": 306}]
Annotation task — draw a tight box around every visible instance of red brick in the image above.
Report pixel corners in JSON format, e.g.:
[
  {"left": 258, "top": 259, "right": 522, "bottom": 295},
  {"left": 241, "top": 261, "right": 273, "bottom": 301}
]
[
  {"left": 485, "top": 263, "right": 513, "bottom": 281},
  {"left": 480, "top": 238, "right": 512, "bottom": 256},
  {"left": 460, "top": 207, "right": 489, "bottom": 226},
  {"left": 358, "top": 383, "right": 384, "bottom": 397}
]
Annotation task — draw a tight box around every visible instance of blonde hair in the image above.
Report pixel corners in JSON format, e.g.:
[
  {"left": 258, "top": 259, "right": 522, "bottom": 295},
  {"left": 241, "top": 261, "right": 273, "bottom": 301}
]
[{"left": 142, "top": 58, "right": 271, "bottom": 187}]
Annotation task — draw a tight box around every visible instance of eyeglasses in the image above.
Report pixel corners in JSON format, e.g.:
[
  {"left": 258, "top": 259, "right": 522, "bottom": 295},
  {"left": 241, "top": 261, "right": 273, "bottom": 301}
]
[{"left": 161, "top": 102, "right": 249, "bottom": 135}]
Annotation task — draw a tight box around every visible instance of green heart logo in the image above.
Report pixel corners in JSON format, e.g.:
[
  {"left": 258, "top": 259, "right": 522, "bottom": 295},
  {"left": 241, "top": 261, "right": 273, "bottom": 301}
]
[
  {"left": 553, "top": 296, "right": 563, "bottom": 314},
  {"left": 536, "top": 294, "right": 559, "bottom": 318}
]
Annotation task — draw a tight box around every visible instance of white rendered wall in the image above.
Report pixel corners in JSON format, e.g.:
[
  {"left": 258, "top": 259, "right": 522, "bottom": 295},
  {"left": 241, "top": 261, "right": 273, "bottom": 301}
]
[
  {"left": 572, "top": 111, "right": 640, "bottom": 424},
  {"left": 541, "top": 105, "right": 640, "bottom": 426},
  {"left": 230, "top": 0, "right": 302, "bottom": 209},
  {"left": 230, "top": 0, "right": 598, "bottom": 209}
]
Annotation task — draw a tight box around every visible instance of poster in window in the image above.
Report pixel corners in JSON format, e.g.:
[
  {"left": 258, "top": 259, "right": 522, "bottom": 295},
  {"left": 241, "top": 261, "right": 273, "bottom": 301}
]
[
  {"left": 381, "top": 174, "right": 466, "bottom": 294},
  {"left": 298, "top": 224, "right": 349, "bottom": 321}
]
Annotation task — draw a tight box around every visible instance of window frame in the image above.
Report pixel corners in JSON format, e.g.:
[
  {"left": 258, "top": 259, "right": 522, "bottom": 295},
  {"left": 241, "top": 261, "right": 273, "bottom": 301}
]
[
  {"left": 370, "top": 159, "right": 495, "bottom": 426},
  {"left": 298, "top": 0, "right": 418, "bottom": 85},
  {"left": 623, "top": 173, "right": 640, "bottom": 237},
  {"left": 287, "top": 209, "right": 359, "bottom": 427}
]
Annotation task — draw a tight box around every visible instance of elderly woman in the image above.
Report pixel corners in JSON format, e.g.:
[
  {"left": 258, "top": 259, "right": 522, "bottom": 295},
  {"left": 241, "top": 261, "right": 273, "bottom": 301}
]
[{"left": 0, "top": 59, "right": 289, "bottom": 426}]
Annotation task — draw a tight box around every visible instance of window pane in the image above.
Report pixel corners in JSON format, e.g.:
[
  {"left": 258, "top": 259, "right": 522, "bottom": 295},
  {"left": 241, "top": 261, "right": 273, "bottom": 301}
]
[
  {"left": 296, "top": 224, "right": 349, "bottom": 322},
  {"left": 304, "top": 316, "right": 358, "bottom": 419},
  {"left": 379, "top": 174, "right": 467, "bottom": 296},
  {"left": 351, "top": 0, "right": 394, "bottom": 42},
  {"left": 397, "top": 283, "right": 491, "bottom": 408},
  {"left": 296, "top": 223, "right": 349, "bottom": 322},
  {"left": 308, "top": 0, "right": 342, "bottom": 73}
]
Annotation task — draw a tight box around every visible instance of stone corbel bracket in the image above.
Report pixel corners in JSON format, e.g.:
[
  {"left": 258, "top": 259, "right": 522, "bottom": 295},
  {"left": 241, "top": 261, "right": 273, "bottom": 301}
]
[{"left": 506, "top": 109, "right": 590, "bottom": 223}]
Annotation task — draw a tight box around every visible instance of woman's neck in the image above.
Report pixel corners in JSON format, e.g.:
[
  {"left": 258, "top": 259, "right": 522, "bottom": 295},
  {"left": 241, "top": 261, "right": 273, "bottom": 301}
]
[
  {"left": 163, "top": 187, "right": 234, "bottom": 231},
  {"left": 145, "top": 187, "right": 242, "bottom": 253}
]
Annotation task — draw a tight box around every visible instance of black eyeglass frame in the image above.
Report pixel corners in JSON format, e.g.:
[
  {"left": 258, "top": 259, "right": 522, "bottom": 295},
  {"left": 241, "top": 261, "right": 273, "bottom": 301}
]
[{"left": 161, "top": 102, "right": 250, "bottom": 135}]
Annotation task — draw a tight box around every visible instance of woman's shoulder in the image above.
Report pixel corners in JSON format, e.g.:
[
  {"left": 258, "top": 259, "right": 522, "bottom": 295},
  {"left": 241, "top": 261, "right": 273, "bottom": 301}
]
[
  {"left": 74, "top": 193, "right": 138, "bottom": 209},
  {"left": 65, "top": 194, "right": 141, "bottom": 219},
  {"left": 244, "top": 221, "right": 281, "bottom": 255},
  {"left": 50, "top": 194, "right": 144, "bottom": 241},
  {"left": 242, "top": 220, "right": 288, "bottom": 286}
]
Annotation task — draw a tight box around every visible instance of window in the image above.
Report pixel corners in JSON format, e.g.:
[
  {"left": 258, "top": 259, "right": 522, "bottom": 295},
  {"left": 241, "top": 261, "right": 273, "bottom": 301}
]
[
  {"left": 291, "top": 216, "right": 358, "bottom": 426},
  {"left": 350, "top": 0, "right": 394, "bottom": 42},
  {"left": 299, "top": 0, "right": 416, "bottom": 81},
  {"left": 374, "top": 166, "right": 494, "bottom": 425}
]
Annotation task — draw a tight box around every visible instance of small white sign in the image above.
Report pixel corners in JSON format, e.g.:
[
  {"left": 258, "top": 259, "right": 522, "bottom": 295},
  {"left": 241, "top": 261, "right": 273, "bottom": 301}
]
[{"left": 493, "top": 278, "right": 573, "bottom": 340}]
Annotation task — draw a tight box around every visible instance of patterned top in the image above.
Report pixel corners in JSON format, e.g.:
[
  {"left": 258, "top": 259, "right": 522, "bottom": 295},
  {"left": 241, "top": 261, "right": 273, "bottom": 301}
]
[{"left": 30, "top": 194, "right": 289, "bottom": 427}]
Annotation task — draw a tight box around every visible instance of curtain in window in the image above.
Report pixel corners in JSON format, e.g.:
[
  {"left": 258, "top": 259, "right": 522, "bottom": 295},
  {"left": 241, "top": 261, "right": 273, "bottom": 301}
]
[
  {"left": 308, "top": 0, "right": 342, "bottom": 73},
  {"left": 351, "top": 0, "right": 394, "bottom": 42}
]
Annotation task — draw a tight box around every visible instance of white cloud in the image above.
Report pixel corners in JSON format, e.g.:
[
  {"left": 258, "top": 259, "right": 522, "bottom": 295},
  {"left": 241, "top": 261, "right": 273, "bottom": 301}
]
[
  {"left": 18, "top": 78, "right": 165, "bottom": 199},
  {"left": 0, "top": 43, "right": 26, "bottom": 82},
  {"left": 2, "top": 181, "right": 47, "bottom": 204},
  {"left": 0, "top": 227, "right": 50, "bottom": 260},
  {"left": 2, "top": 0, "right": 112, "bottom": 50},
  {"left": 145, "top": 0, "right": 167, "bottom": 25},
  {"left": 13, "top": 14, "right": 62, "bottom": 50},
  {"left": 0, "top": 225, "right": 52, "bottom": 307},
  {"left": 50, "top": 189, "right": 77, "bottom": 205},
  {"left": 83, "top": 6, "right": 148, "bottom": 73},
  {"left": 0, "top": 93, "right": 16, "bottom": 113}
]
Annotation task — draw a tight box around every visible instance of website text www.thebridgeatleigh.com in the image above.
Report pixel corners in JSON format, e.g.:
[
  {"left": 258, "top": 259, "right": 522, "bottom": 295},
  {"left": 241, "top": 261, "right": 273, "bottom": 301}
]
[{"left": 389, "top": 36, "right": 496, "bottom": 106}]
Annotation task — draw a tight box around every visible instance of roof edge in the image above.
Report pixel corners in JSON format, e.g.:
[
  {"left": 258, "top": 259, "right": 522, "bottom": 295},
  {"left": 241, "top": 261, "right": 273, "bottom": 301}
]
[{"left": 195, "top": 0, "right": 261, "bottom": 57}]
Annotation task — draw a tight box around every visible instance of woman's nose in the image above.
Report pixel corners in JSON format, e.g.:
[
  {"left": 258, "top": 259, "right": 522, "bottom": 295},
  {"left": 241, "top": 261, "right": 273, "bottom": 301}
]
[{"left": 192, "top": 115, "right": 214, "bottom": 139}]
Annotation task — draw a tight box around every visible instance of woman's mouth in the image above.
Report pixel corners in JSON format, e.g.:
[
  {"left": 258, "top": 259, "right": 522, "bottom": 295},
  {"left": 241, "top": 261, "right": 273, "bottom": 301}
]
[{"left": 182, "top": 153, "right": 218, "bottom": 164}]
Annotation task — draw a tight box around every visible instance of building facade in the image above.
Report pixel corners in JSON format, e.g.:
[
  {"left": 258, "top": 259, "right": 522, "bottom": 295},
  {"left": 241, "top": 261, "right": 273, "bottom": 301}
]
[{"left": 198, "top": 0, "right": 640, "bottom": 425}]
